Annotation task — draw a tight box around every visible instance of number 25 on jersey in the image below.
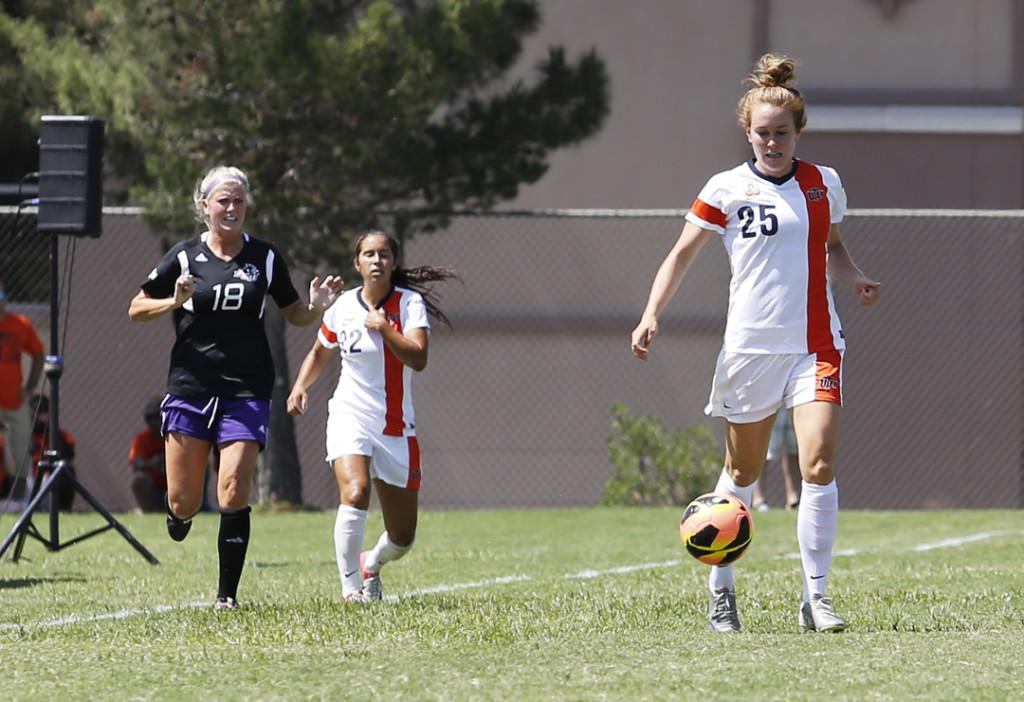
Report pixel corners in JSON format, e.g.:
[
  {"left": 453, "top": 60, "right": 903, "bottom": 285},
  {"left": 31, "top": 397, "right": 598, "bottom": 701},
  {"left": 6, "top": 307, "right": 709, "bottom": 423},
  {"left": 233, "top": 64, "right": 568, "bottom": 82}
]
[{"left": 738, "top": 204, "right": 778, "bottom": 238}]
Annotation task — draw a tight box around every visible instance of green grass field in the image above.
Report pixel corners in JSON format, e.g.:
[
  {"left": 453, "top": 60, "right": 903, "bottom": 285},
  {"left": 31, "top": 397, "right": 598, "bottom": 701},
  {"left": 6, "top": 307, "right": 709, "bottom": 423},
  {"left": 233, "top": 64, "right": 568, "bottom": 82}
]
[{"left": 1, "top": 507, "right": 1022, "bottom": 701}]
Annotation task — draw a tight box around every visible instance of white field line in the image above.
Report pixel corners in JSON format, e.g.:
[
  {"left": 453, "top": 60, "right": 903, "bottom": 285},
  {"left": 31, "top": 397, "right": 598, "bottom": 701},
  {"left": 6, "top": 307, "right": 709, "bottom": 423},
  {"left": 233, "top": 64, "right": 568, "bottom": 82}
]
[
  {"left": 0, "top": 600, "right": 208, "bottom": 631},
  {"left": 566, "top": 559, "right": 683, "bottom": 580},
  {"left": 778, "top": 547, "right": 863, "bottom": 560},
  {"left": 4, "top": 530, "right": 1020, "bottom": 630},
  {"left": 383, "top": 574, "right": 531, "bottom": 602},
  {"left": 911, "top": 530, "right": 1019, "bottom": 552},
  {"left": 777, "top": 529, "right": 1024, "bottom": 560}
]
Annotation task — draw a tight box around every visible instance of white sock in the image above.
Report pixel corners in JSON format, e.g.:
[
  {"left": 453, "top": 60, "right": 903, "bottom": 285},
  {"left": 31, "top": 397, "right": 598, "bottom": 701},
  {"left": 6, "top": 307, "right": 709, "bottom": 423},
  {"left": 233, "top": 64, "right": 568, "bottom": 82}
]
[
  {"left": 797, "top": 479, "right": 839, "bottom": 602},
  {"left": 363, "top": 531, "right": 413, "bottom": 573},
  {"left": 708, "top": 467, "right": 755, "bottom": 593},
  {"left": 334, "top": 504, "right": 367, "bottom": 597}
]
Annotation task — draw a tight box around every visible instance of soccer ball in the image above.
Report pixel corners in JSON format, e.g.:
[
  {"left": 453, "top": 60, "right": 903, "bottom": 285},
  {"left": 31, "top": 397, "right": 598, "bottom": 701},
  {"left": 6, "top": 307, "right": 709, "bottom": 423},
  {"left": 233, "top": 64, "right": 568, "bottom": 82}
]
[{"left": 679, "top": 493, "right": 754, "bottom": 566}]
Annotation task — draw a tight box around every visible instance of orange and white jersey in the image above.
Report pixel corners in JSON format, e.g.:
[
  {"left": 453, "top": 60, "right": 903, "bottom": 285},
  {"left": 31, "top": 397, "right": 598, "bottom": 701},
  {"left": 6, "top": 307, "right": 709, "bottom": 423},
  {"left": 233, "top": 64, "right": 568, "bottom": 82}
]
[
  {"left": 686, "top": 159, "right": 847, "bottom": 354},
  {"left": 319, "top": 286, "right": 429, "bottom": 436}
]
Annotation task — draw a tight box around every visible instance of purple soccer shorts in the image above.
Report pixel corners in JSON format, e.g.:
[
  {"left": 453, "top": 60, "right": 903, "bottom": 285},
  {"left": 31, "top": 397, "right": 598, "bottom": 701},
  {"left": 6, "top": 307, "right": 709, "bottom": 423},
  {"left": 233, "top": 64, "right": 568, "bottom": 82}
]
[{"left": 161, "top": 395, "right": 270, "bottom": 448}]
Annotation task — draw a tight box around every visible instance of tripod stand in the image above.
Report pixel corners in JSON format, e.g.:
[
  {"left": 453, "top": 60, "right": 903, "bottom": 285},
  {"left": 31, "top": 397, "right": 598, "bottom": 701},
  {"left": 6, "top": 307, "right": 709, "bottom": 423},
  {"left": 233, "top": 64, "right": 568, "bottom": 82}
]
[{"left": 0, "top": 231, "right": 158, "bottom": 564}]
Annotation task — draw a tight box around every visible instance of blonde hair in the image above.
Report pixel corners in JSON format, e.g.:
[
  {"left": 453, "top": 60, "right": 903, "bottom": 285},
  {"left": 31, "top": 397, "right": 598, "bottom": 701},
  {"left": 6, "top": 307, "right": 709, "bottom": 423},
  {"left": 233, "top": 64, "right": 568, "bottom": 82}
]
[
  {"left": 192, "top": 165, "right": 251, "bottom": 224},
  {"left": 736, "top": 53, "right": 806, "bottom": 132}
]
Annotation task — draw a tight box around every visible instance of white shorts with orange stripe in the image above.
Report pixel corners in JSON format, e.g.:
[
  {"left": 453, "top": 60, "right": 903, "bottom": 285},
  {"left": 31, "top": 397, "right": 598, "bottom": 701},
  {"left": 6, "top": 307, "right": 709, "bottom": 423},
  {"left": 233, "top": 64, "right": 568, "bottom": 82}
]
[
  {"left": 704, "top": 349, "right": 843, "bottom": 424},
  {"left": 326, "top": 413, "right": 422, "bottom": 490}
]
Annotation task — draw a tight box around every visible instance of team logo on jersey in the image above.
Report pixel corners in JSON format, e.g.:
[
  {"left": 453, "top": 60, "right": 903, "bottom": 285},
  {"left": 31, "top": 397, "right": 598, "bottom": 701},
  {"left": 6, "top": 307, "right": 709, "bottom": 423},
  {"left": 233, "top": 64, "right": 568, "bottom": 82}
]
[
  {"left": 817, "top": 376, "right": 839, "bottom": 391},
  {"left": 806, "top": 187, "right": 825, "bottom": 201},
  {"left": 745, "top": 183, "right": 760, "bottom": 197},
  {"left": 233, "top": 264, "right": 261, "bottom": 282}
]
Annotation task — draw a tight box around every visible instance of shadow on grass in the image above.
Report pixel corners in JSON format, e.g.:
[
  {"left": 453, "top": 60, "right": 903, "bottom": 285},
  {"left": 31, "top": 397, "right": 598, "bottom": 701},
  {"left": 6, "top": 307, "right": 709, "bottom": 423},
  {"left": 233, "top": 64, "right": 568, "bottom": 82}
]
[
  {"left": 250, "top": 560, "right": 336, "bottom": 569},
  {"left": 0, "top": 575, "right": 88, "bottom": 590}
]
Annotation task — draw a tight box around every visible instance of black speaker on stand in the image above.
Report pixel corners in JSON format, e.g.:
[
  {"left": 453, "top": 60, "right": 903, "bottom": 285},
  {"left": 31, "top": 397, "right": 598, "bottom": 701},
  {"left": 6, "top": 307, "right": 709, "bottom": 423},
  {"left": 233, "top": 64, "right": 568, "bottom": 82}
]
[
  {"left": 38, "top": 116, "right": 105, "bottom": 237},
  {"left": 0, "top": 115, "right": 158, "bottom": 564}
]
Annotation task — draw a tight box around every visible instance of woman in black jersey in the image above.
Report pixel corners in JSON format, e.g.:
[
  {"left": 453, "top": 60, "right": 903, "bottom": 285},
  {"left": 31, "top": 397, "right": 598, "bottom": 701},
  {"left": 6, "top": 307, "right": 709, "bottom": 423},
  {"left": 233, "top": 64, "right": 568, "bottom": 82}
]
[{"left": 129, "top": 165, "right": 343, "bottom": 611}]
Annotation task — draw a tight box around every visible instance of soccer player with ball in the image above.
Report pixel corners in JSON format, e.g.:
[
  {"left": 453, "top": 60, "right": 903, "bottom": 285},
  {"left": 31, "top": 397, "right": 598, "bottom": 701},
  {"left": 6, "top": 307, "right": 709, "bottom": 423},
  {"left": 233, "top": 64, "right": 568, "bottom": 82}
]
[
  {"left": 288, "top": 231, "right": 457, "bottom": 603},
  {"left": 631, "top": 54, "right": 881, "bottom": 632}
]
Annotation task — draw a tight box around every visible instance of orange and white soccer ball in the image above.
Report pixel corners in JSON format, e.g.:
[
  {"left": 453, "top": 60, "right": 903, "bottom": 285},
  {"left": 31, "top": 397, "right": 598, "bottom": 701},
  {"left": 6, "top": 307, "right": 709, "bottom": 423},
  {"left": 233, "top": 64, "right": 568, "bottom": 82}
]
[{"left": 679, "top": 493, "right": 754, "bottom": 566}]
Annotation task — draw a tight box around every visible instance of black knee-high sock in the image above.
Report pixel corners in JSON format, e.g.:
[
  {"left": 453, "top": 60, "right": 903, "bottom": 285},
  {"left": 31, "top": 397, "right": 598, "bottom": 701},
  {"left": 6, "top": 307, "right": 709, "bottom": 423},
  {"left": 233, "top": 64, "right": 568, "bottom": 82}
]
[
  {"left": 165, "top": 493, "right": 192, "bottom": 522},
  {"left": 217, "top": 506, "right": 251, "bottom": 600}
]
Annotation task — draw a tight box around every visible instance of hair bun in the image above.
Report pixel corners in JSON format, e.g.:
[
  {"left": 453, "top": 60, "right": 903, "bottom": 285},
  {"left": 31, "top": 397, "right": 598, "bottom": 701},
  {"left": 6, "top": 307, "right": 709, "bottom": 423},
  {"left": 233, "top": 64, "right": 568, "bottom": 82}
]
[
  {"left": 745, "top": 53, "right": 798, "bottom": 89},
  {"left": 736, "top": 53, "right": 807, "bottom": 131}
]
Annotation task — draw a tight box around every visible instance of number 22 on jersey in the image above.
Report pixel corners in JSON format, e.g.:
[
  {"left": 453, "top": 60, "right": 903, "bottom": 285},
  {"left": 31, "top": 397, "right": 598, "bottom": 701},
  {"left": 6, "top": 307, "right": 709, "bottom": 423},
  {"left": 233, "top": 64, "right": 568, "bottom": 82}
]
[{"left": 337, "top": 327, "right": 364, "bottom": 354}]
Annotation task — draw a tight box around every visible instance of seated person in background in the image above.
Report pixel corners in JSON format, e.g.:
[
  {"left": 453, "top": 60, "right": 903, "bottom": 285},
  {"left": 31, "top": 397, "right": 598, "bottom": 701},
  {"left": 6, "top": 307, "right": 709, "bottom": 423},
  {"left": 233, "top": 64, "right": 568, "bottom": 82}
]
[
  {"left": 0, "top": 419, "right": 12, "bottom": 498},
  {"left": 751, "top": 406, "right": 802, "bottom": 511},
  {"left": 130, "top": 398, "right": 167, "bottom": 513},
  {"left": 29, "top": 394, "right": 77, "bottom": 512}
]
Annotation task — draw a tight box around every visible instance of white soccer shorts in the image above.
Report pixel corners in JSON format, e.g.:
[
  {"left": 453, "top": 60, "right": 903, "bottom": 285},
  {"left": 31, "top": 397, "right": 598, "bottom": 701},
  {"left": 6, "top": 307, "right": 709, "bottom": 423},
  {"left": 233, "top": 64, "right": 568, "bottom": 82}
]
[
  {"left": 325, "top": 414, "right": 421, "bottom": 490},
  {"left": 705, "top": 349, "right": 843, "bottom": 424}
]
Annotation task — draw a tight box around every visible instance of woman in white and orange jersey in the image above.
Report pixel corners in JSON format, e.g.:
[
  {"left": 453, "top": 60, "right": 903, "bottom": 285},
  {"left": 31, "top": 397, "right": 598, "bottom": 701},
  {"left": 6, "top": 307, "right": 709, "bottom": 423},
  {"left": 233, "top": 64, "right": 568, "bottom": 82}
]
[
  {"left": 631, "top": 54, "right": 880, "bottom": 633},
  {"left": 288, "top": 230, "right": 457, "bottom": 603}
]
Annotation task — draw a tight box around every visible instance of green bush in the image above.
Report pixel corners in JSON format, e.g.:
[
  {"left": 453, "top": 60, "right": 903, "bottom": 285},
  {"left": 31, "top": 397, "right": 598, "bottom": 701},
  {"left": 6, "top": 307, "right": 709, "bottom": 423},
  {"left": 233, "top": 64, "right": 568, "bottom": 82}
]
[{"left": 602, "top": 403, "right": 722, "bottom": 506}]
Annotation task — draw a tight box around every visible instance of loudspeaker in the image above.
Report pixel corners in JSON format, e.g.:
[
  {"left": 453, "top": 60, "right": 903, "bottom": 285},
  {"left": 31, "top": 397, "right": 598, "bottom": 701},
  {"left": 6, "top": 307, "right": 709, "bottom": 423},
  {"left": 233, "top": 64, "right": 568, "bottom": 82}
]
[{"left": 38, "top": 115, "right": 104, "bottom": 237}]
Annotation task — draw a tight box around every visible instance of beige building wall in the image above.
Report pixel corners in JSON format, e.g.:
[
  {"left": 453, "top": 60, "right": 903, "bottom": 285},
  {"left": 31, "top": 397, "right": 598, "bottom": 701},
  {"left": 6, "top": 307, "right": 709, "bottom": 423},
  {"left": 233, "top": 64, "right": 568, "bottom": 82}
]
[{"left": 511, "top": 0, "right": 1024, "bottom": 209}]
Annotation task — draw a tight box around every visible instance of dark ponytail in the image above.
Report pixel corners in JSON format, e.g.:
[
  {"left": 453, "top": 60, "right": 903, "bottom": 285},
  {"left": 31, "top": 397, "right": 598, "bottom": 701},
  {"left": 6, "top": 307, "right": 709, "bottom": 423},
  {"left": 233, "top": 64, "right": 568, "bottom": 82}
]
[{"left": 355, "top": 230, "right": 461, "bottom": 327}]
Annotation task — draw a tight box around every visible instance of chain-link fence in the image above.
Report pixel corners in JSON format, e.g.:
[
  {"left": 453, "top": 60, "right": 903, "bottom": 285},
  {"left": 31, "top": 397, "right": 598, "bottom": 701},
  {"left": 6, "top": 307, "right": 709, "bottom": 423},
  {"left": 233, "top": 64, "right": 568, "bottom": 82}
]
[{"left": 1, "top": 207, "right": 1021, "bottom": 513}]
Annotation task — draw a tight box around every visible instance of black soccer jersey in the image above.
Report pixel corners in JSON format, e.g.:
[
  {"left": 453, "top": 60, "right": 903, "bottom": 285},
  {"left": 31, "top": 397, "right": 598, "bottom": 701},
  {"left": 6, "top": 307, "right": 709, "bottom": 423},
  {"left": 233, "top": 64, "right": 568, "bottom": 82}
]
[{"left": 140, "top": 232, "right": 300, "bottom": 399}]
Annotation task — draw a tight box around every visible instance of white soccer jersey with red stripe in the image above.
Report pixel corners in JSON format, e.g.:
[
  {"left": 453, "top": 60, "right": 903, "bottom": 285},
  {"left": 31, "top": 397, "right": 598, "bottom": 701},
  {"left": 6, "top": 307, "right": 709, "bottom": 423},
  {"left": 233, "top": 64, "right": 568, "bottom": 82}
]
[
  {"left": 685, "top": 160, "right": 847, "bottom": 354},
  {"left": 319, "top": 286, "right": 429, "bottom": 436}
]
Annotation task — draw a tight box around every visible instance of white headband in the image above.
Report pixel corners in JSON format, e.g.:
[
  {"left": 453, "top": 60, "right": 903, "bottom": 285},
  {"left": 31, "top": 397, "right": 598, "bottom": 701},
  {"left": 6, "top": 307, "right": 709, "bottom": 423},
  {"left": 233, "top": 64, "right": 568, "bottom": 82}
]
[{"left": 202, "top": 174, "right": 246, "bottom": 199}]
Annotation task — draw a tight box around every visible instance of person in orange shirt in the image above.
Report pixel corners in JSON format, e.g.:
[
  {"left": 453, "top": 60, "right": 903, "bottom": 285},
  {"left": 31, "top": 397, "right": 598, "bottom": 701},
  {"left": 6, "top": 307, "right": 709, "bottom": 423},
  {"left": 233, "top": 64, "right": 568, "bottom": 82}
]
[
  {"left": 0, "top": 279, "right": 44, "bottom": 489},
  {"left": 0, "top": 419, "right": 13, "bottom": 498},
  {"left": 129, "top": 398, "right": 167, "bottom": 513},
  {"left": 28, "top": 394, "right": 76, "bottom": 511}
]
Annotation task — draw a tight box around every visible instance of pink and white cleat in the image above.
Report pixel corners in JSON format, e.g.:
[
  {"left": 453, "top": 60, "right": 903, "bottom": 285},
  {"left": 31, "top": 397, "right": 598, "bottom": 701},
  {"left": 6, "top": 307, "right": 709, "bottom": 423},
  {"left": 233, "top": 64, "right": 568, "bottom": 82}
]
[{"left": 360, "top": 552, "right": 382, "bottom": 601}]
